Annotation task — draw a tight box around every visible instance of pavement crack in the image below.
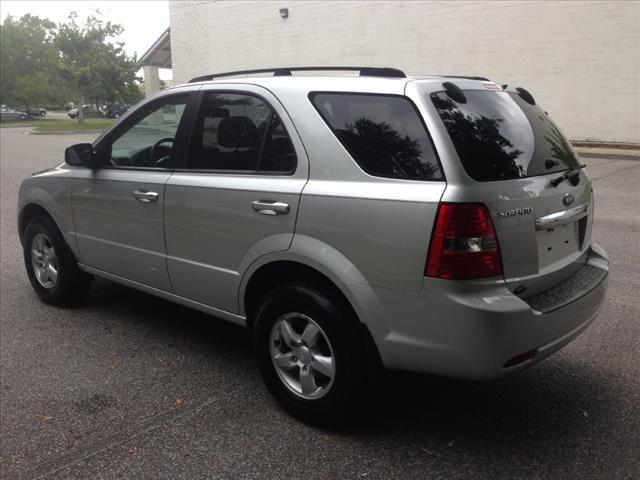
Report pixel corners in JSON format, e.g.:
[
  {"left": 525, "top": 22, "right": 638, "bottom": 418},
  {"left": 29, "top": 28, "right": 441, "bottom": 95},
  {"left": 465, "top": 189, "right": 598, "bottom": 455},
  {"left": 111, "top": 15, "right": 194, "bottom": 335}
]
[{"left": 7, "top": 395, "right": 224, "bottom": 480}]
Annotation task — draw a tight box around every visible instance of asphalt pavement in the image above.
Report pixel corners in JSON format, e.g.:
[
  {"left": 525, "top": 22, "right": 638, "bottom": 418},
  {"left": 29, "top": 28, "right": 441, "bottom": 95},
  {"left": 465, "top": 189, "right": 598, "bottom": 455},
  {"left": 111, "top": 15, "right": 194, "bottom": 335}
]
[{"left": 1, "top": 127, "right": 639, "bottom": 479}]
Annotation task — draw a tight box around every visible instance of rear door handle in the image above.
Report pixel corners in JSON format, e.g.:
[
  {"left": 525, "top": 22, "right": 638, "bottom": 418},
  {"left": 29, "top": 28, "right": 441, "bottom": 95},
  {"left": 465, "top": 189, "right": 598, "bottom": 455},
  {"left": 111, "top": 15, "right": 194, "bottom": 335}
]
[
  {"left": 251, "top": 200, "right": 289, "bottom": 215},
  {"left": 133, "top": 190, "right": 159, "bottom": 203}
]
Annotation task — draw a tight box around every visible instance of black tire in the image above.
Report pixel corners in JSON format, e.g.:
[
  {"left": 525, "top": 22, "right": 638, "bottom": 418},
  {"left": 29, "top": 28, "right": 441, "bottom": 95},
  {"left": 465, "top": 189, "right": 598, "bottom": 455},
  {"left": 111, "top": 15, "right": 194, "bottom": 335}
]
[
  {"left": 40, "top": 111, "right": 46, "bottom": 117},
  {"left": 253, "top": 282, "right": 366, "bottom": 425},
  {"left": 23, "top": 215, "right": 92, "bottom": 306}
]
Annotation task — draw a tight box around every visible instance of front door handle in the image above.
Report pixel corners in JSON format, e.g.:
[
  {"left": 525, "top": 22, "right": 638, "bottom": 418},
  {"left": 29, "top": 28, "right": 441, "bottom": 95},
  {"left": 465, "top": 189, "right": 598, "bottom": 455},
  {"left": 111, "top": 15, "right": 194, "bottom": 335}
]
[
  {"left": 252, "top": 200, "right": 289, "bottom": 215},
  {"left": 133, "top": 190, "right": 159, "bottom": 203}
]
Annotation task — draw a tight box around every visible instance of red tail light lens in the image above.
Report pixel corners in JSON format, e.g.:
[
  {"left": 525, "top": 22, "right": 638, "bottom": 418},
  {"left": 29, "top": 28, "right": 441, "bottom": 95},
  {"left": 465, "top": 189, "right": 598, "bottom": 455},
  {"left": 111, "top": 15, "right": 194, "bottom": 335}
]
[{"left": 425, "top": 203, "right": 503, "bottom": 279}]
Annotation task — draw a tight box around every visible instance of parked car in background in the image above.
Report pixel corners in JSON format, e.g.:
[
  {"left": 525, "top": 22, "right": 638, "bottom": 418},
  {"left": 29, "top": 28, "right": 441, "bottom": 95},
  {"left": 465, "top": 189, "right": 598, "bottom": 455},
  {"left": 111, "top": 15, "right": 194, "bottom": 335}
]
[
  {"left": 1, "top": 106, "right": 28, "bottom": 120},
  {"left": 16, "top": 106, "right": 47, "bottom": 117},
  {"left": 105, "top": 104, "right": 129, "bottom": 118},
  {"left": 31, "top": 107, "right": 47, "bottom": 117},
  {"left": 67, "top": 105, "right": 104, "bottom": 119}
]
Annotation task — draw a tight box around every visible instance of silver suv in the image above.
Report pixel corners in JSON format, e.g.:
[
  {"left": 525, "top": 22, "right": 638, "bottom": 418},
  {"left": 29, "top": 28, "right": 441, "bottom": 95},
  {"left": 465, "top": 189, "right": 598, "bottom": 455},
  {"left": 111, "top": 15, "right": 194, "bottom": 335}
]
[{"left": 18, "top": 67, "right": 609, "bottom": 423}]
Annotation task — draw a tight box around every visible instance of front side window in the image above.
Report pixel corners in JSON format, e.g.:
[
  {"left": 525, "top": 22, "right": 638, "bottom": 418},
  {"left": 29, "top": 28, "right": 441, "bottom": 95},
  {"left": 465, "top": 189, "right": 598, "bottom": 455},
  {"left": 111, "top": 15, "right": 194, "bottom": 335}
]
[
  {"left": 310, "top": 93, "right": 444, "bottom": 181},
  {"left": 187, "top": 92, "right": 297, "bottom": 173},
  {"left": 109, "top": 94, "right": 189, "bottom": 169}
]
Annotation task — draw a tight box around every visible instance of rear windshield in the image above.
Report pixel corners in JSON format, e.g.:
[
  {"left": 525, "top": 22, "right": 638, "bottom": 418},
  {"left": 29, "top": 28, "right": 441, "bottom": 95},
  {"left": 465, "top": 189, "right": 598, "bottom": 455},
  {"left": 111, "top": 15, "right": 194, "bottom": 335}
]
[
  {"left": 430, "top": 90, "right": 580, "bottom": 182},
  {"left": 311, "top": 93, "right": 444, "bottom": 181}
]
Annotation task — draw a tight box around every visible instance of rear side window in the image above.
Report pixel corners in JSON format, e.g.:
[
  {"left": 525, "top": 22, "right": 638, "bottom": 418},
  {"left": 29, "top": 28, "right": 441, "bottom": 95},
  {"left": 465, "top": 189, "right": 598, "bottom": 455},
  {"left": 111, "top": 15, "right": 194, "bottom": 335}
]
[
  {"left": 187, "top": 92, "right": 297, "bottom": 173},
  {"left": 310, "top": 93, "right": 443, "bottom": 181},
  {"left": 430, "top": 90, "right": 580, "bottom": 182}
]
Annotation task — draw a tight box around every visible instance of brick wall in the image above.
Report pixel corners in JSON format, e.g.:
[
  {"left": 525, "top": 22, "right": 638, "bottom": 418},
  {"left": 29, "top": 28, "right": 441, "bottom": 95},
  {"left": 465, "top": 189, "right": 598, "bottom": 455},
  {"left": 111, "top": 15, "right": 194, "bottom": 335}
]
[{"left": 169, "top": 0, "right": 640, "bottom": 143}]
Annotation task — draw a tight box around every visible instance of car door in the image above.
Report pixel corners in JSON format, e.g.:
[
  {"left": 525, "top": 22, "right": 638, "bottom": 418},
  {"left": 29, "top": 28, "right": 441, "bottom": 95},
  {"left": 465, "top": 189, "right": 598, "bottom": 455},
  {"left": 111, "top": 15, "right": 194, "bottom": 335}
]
[
  {"left": 164, "top": 85, "right": 308, "bottom": 313},
  {"left": 71, "top": 91, "right": 197, "bottom": 290}
]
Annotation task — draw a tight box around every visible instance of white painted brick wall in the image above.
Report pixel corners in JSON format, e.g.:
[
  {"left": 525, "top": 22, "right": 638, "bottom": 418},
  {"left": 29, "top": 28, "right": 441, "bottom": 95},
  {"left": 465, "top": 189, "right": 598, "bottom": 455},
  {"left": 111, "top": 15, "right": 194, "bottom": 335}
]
[{"left": 169, "top": 0, "right": 640, "bottom": 143}]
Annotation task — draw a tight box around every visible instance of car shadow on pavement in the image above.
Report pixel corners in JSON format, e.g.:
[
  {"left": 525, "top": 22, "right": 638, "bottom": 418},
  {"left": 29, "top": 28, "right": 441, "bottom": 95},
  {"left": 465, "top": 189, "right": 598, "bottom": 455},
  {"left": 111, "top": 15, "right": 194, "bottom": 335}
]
[
  {"left": 349, "top": 358, "right": 617, "bottom": 464},
  {"left": 84, "top": 278, "right": 254, "bottom": 365},
  {"left": 83, "top": 278, "right": 616, "bottom": 458}
]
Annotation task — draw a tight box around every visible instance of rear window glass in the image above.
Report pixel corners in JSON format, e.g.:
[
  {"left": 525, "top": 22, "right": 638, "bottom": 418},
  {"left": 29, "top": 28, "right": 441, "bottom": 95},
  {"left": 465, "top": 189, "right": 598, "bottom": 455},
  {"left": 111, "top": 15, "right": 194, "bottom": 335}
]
[
  {"left": 430, "top": 90, "right": 580, "bottom": 182},
  {"left": 310, "top": 93, "right": 443, "bottom": 181}
]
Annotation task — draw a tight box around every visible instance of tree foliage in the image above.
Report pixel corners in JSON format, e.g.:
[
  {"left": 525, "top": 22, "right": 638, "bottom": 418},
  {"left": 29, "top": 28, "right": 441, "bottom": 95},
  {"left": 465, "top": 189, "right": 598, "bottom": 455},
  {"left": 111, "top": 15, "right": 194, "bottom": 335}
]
[
  {"left": 0, "top": 14, "right": 62, "bottom": 110},
  {"left": 0, "top": 11, "right": 143, "bottom": 121},
  {"left": 55, "top": 12, "right": 142, "bottom": 121}
]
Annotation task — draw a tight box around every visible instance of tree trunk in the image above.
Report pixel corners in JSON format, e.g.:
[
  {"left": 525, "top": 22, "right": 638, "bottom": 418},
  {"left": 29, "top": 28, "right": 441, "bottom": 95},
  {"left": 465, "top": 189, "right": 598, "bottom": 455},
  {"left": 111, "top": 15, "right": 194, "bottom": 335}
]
[{"left": 77, "top": 94, "right": 84, "bottom": 124}]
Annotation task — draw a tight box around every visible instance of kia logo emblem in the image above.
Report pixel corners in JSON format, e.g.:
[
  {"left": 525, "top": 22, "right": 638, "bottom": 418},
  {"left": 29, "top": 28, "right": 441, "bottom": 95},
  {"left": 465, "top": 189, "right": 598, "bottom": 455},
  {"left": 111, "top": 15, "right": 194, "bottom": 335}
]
[{"left": 563, "top": 193, "right": 575, "bottom": 207}]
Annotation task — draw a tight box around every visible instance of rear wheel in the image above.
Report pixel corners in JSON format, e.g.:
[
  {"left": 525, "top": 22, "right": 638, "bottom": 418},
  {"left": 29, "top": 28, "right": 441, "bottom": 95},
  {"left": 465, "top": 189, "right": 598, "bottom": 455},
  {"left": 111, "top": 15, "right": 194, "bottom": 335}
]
[
  {"left": 253, "top": 283, "right": 366, "bottom": 425},
  {"left": 23, "top": 215, "right": 92, "bottom": 306}
]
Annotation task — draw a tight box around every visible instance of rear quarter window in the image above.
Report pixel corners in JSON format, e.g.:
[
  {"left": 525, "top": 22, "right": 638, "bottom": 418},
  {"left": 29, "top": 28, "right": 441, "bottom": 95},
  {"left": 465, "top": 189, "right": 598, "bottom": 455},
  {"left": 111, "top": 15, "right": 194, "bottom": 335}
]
[{"left": 310, "top": 93, "right": 444, "bottom": 181}]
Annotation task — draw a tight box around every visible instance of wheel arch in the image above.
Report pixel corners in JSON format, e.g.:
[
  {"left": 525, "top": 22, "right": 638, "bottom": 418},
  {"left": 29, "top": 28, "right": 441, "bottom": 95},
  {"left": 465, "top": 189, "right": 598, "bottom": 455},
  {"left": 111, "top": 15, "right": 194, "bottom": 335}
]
[
  {"left": 239, "top": 235, "right": 391, "bottom": 370},
  {"left": 243, "top": 260, "right": 353, "bottom": 329},
  {"left": 242, "top": 258, "right": 386, "bottom": 377},
  {"left": 18, "top": 198, "right": 79, "bottom": 261},
  {"left": 19, "top": 203, "right": 56, "bottom": 245}
]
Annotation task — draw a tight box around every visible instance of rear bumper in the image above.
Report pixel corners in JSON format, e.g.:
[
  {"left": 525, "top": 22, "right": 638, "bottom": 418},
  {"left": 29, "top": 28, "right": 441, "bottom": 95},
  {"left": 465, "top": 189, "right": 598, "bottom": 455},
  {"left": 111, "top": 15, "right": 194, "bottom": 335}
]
[{"left": 373, "top": 243, "right": 609, "bottom": 379}]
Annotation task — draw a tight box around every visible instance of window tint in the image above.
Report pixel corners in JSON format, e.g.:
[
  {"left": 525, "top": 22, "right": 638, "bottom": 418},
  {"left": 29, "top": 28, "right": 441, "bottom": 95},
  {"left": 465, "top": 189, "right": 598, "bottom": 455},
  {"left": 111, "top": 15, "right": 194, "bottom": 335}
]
[
  {"left": 187, "top": 92, "right": 296, "bottom": 173},
  {"left": 110, "top": 95, "right": 188, "bottom": 169},
  {"left": 310, "top": 93, "right": 443, "bottom": 180},
  {"left": 430, "top": 90, "right": 580, "bottom": 182}
]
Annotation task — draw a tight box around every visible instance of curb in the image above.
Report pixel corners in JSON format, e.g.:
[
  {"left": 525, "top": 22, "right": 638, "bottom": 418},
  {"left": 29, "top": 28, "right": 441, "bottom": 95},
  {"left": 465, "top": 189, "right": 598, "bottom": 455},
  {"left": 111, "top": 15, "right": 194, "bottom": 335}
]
[
  {"left": 29, "top": 130, "right": 104, "bottom": 135},
  {"left": 575, "top": 150, "right": 640, "bottom": 161}
]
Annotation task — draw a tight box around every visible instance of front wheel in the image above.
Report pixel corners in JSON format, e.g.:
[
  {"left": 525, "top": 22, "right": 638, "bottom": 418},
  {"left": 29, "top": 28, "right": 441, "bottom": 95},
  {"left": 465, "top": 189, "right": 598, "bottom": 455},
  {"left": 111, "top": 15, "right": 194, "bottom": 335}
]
[
  {"left": 253, "top": 283, "right": 366, "bottom": 425},
  {"left": 23, "top": 215, "right": 92, "bottom": 306}
]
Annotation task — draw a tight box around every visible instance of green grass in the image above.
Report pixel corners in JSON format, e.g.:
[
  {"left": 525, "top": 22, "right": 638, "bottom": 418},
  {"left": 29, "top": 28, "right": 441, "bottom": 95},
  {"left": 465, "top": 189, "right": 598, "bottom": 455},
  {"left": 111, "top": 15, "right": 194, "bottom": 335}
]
[
  {"left": 32, "top": 119, "right": 114, "bottom": 133},
  {"left": 0, "top": 118, "right": 61, "bottom": 127},
  {"left": 0, "top": 118, "right": 114, "bottom": 133}
]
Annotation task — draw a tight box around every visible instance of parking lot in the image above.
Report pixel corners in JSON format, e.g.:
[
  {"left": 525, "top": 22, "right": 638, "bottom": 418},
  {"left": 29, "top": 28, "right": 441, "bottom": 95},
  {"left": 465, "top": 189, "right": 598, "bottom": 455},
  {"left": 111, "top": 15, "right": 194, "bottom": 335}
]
[{"left": 1, "top": 126, "right": 638, "bottom": 479}]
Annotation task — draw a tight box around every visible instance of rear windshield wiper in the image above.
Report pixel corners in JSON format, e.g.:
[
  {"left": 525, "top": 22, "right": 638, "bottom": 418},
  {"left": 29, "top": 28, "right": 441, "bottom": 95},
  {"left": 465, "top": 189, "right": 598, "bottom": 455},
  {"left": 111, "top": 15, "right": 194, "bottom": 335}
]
[{"left": 550, "top": 164, "right": 586, "bottom": 187}]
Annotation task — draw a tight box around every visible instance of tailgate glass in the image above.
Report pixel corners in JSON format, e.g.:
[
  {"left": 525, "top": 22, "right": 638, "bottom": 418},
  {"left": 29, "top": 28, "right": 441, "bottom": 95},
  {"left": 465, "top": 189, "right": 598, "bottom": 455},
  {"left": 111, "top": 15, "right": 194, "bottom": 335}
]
[{"left": 430, "top": 90, "right": 581, "bottom": 182}]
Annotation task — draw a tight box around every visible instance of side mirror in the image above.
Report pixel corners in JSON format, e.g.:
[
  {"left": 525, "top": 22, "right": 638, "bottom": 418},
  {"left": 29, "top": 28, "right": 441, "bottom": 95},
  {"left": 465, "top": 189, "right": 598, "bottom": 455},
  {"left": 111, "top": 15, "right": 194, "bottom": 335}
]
[{"left": 65, "top": 143, "right": 98, "bottom": 168}]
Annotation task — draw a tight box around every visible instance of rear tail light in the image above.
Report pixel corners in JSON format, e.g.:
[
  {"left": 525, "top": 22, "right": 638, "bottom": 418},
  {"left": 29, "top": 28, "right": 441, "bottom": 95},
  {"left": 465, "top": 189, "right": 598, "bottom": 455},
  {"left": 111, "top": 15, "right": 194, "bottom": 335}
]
[{"left": 425, "top": 203, "right": 503, "bottom": 280}]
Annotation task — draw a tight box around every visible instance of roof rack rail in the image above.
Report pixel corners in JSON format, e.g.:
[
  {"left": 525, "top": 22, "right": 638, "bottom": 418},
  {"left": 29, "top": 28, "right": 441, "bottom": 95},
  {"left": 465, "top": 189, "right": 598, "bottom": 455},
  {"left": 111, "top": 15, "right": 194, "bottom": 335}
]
[
  {"left": 441, "top": 75, "right": 491, "bottom": 81},
  {"left": 189, "top": 66, "right": 406, "bottom": 83}
]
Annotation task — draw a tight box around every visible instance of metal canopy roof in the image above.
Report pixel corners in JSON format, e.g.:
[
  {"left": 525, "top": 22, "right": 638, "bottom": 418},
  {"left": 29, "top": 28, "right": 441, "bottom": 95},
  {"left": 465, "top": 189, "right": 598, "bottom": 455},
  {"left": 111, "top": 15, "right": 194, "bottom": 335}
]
[{"left": 139, "top": 27, "right": 171, "bottom": 68}]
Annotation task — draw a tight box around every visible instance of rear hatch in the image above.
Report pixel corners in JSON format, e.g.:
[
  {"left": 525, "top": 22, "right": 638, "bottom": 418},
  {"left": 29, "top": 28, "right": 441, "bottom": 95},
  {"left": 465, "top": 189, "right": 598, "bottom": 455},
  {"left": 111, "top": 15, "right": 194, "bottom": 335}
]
[{"left": 428, "top": 85, "right": 593, "bottom": 296}]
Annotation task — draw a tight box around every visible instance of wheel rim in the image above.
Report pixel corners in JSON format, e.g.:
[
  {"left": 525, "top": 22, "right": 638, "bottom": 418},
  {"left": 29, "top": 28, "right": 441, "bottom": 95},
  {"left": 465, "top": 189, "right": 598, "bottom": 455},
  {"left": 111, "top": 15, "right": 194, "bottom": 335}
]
[
  {"left": 270, "top": 312, "right": 335, "bottom": 400},
  {"left": 31, "top": 233, "right": 58, "bottom": 289}
]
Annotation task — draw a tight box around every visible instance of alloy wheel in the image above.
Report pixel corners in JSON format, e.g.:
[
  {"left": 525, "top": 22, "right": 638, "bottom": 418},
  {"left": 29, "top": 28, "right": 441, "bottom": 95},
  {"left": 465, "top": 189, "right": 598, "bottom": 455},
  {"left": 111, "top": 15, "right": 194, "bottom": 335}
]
[
  {"left": 269, "top": 312, "right": 335, "bottom": 399},
  {"left": 31, "top": 233, "right": 58, "bottom": 289}
]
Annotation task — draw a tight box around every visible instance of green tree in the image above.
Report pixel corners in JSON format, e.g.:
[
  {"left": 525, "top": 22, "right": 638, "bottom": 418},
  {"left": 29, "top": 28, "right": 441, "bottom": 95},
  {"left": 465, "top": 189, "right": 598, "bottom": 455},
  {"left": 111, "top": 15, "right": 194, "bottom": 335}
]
[
  {"left": 55, "top": 11, "right": 141, "bottom": 123},
  {"left": 0, "top": 14, "right": 62, "bottom": 113}
]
